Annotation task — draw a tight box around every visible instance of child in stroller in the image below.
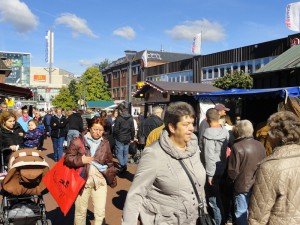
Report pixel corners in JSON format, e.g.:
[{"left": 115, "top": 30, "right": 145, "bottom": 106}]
[
  {"left": 0, "top": 148, "right": 52, "bottom": 225},
  {"left": 24, "top": 120, "right": 45, "bottom": 150}
]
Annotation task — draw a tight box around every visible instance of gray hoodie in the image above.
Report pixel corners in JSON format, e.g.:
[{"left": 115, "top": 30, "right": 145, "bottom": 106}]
[{"left": 203, "top": 126, "right": 229, "bottom": 178}]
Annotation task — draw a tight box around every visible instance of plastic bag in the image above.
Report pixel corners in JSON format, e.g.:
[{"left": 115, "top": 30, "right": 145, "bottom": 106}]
[{"left": 42, "top": 157, "right": 85, "bottom": 216}]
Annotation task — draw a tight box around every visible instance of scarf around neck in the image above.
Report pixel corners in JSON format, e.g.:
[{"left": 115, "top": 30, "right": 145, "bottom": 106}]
[{"left": 85, "top": 132, "right": 102, "bottom": 156}]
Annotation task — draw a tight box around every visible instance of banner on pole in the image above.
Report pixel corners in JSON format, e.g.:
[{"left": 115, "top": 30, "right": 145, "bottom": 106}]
[
  {"left": 192, "top": 33, "right": 202, "bottom": 54},
  {"left": 286, "top": 2, "right": 300, "bottom": 32}
]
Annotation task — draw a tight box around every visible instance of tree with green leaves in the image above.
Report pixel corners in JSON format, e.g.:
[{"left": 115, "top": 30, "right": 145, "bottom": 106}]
[
  {"left": 96, "top": 58, "right": 110, "bottom": 71},
  {"left": 52, "top": 86, "right": 77, "bottom": 109},
  {"left": 78, "top": 66, "right": 112, "bottom": 101},
  {"left": 213, "top": 70, "right": 253, "bottom": 90},
  {"left": 68, "top": 79, "right": 79, "bottom": 104}
]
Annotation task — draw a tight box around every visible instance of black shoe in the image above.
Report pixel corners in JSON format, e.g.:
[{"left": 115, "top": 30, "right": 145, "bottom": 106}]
[{"left": 119, "top": 165, "right": 127, "bottom": 174}]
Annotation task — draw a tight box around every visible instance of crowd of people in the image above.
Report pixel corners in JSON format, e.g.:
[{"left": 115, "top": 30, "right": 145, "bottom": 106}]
[
  {"left": 122, "top": 102, "right": 300, "bottom": 225},
  {"left": 0, "top": 100, "right": 300, "bottom": 225}
]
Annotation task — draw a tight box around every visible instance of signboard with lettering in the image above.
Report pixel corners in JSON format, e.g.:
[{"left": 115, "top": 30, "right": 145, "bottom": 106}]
[{"left": 34, "top": 75, "right": 46, "bottom": 82}]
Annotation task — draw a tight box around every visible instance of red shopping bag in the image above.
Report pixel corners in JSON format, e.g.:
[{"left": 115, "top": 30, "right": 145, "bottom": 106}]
[{"left": 42, "top": 157, "right": 85, "bottom": 216}]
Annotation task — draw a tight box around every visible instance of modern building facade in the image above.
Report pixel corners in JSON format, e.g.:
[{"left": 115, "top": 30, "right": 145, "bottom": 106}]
[
  {"left": 145, "top": 33, "right": 300, "bottom": 85},
  {"left": 0, "top": 51, "right": 77, "bottom": 109},
  {"left": 0, "top": 51, "right": 31, "bottom": 86},
  {"left": 30, "top": 67, "right": 75, "bottom": 102}
]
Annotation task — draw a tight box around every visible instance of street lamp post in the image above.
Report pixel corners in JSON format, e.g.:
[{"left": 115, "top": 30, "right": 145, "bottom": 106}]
[{"left": 124, "top": 50, "right": 137, "bottom": 114}]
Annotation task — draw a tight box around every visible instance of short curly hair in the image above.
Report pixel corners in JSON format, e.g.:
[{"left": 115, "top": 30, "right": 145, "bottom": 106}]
[
  {"left": 267, "top": 111, "right": 300, "bottom": 145},
  {"left": 164, "top": 101, "right": 195, "bottom": 134}
]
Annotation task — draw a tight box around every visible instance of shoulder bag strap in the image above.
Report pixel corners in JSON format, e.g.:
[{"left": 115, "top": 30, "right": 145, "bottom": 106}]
[
  {"left": 77, "top": 137, "right": 86, "bottom": 155},
  {"left": 179, "top": 160, "right": 205, "bottom": 216}
]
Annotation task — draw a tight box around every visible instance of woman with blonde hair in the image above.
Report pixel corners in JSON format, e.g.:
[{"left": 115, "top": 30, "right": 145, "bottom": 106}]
[{"left": 248, "top": 111, "right": 300, "bottom": 225}]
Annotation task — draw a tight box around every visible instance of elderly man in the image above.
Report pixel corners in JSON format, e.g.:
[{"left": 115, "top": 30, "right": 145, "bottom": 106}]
[
  {"left": 141, "top": 106, "right": 163, "bottom": 140},
  {"left": 227, "top": 120, "right": 266, "bottom": 225}
]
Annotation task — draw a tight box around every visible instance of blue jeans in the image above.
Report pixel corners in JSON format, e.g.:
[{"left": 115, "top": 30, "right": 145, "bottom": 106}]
[
  {"left": 52, "top": 137, "right": 65, "bottom": 161},
  {"left": 67, "top": 130, "right": 80, "bottom": 147},
  {"left": 206, "top": 177, "right": 224, "bottom": 225},
  {"left": 115, "top": 140, "right": 129, "bottom": 167},
  {"left": 234, "top": 192, "right": 251, "bottom": 225}
]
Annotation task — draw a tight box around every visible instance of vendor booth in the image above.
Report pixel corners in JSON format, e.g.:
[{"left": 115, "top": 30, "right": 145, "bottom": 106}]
[
  {"left": 194, "top": 86, "right": 300, "bottom": 127},
  {"left": 133, "top": 80, "right": 222, "bottom": 116}
]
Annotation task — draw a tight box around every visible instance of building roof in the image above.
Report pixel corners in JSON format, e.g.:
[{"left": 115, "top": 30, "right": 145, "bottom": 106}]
[
  {"left": 133, "top": 80, "right": 222, "bottom": 98},
  {"left": 0, "top": 83, "right": 33, "bottom": 99},
  {"left": 254, "top": 44, "right": 300, "bottom": 75},
  {"left": 103, "top": 50, "right": 194, "bottom": 71},
  {"left": 87, "top": 101, "right": 115, "bottom": 108}
]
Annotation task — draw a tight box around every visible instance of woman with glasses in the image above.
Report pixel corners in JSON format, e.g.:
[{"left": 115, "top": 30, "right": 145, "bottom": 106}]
[{"left": 65, "top": 116, "right": 117, "bottom": 225}]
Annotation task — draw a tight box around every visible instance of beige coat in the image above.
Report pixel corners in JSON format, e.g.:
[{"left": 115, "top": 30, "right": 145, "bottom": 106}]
[
  {"left": 122, "top": 130, "right": 207, "bottom": 225},
  {"left": 248, "top": 144, "right": 300, "bottom": 225}
]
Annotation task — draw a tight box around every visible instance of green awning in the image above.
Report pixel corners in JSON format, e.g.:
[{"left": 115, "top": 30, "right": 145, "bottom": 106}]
[
  {"left": 86, "top": 101, "right": 115, "bottom": 108},
  {"left": 254, "top": 44, "right": 300, "bottom": 75}
]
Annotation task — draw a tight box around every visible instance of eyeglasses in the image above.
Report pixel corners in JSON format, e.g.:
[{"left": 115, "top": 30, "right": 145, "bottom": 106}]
[{"left": 91, "top": 128, "right": 104, "bottom": 133}]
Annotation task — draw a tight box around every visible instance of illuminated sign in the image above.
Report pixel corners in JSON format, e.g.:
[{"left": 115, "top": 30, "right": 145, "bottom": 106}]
[
  {"left": 291, "top": 38, "right": 300, "bottom": 47},
  {"left": 34, "top": 75, "right": 46, "bottom": 82}
]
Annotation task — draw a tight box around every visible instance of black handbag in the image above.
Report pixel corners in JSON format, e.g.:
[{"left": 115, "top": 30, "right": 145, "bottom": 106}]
[
  {"left": 179, "top": 160, "right": 215, "bottom": 225},
  {"left": 137, "top": 124, "right": 146, "bottom": 145}
]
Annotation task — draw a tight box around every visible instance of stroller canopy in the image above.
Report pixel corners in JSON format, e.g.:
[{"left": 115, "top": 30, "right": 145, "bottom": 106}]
[{"left": 2, "top": 149, "right": 49, "bottom": 196}]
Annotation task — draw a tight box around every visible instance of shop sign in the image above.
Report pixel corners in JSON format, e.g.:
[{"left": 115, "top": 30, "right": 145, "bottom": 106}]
[
  {"left": 291, "top": 38, "right": 300, "bottom": 47},
  {"left": 34, "top": 75, "right": 46, "bottom": 81}
]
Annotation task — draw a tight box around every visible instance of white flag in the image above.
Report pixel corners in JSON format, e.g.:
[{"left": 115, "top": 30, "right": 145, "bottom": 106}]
[
  {"left": 192, "top": 33, "right": 202, "bottom": 54},
  {"left": 142, "top": 50, "right": 148, "bottom": 67},
  {"left": 286, "top": 2, "right": 300, "bottom": 32}
]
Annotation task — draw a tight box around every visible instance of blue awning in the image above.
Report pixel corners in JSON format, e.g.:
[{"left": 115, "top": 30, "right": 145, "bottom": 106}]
[{"left": 194, "top": 87, "right": 300, "bottom": 101}]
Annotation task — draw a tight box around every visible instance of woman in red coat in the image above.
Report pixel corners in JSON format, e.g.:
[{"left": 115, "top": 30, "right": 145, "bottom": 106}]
[{"left": 65, "top": 116, "right": 117, "bottom": 225}]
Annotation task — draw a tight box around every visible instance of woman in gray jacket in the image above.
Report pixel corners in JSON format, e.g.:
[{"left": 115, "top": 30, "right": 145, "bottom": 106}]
[{"left": 122, "top": 102, "right": 207, "bottom": 225}]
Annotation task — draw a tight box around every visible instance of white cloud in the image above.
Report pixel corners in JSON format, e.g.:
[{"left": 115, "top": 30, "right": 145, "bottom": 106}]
[
  {"left": 0, "top": 0, "right": 38, "bottom": 33},
  {"left": 113, "top": 26, "right": 136, "bottom": 40},
  {"left": 55, "top": 13, "right": 97, "bottom": 38},
  {"left": 79, "top": 59, "right": 93, "bottom": 66},
  {"left": 166, "top": 19, "right": 225, "bottom": 42}
]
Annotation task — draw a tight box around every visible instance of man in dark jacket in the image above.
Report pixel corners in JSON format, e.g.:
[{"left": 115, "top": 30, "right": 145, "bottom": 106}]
[
  {"left": 227, "top": 120, "right": 266, "bottom": 225},
  {"left": 43, "top": 110, "right": 52, "bottom": 136},
  {"left": 113, "top": 104, "right": 134, "bottom": 173},
  {"left": 50, "top": 108, "right": 68, "bottom": 161},
  {"left": 141, "top": 106, "right": 163, "bottom": 139},
  {"left": 66, "top": 109, "right": 84, "bottom": 146}
]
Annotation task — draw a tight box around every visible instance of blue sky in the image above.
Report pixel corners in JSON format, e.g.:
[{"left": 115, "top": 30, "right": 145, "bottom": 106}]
[{"left": 0, "top": 0, "right": 297, "bottom": 75}]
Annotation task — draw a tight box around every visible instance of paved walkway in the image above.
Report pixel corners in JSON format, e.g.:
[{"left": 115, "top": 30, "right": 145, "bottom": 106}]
[{"left": 38, "top": 137, "right": 137, "bottom": 225}]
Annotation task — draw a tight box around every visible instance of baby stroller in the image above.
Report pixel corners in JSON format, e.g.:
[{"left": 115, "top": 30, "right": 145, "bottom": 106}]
[{"left": 0, "top": 148, "right": 51, "bottom": 225}]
